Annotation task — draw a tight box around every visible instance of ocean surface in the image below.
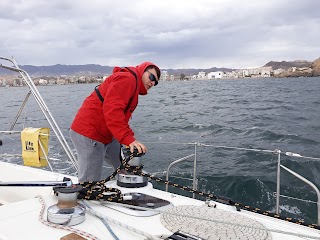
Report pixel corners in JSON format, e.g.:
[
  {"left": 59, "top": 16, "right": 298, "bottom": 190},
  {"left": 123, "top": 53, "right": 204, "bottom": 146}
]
[{"left": 1, "top": 77, "right": 320, "bottom": 223}]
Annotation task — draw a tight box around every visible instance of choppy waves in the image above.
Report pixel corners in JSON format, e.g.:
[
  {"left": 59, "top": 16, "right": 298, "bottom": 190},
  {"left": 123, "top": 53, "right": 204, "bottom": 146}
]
[{"left": 1, "top": 77, "right": 320, "bottom": 223}]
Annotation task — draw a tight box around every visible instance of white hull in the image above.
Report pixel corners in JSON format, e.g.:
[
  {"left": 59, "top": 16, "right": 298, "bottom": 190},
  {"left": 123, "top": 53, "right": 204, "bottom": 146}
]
[{"left": 1, "top": 161, "right": 320, "bottom": 240}]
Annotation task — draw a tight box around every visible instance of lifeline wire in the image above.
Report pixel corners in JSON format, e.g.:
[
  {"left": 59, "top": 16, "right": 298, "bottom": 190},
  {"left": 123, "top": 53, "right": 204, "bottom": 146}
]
[{"left": 144, "top": 141, "right": 320, "bottom": 161}]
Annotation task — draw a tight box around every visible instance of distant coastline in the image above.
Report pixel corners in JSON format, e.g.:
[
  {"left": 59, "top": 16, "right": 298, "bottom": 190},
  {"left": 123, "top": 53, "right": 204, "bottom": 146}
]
[{"left": 1, "top": 58, "right": 319, "bottom": 87}]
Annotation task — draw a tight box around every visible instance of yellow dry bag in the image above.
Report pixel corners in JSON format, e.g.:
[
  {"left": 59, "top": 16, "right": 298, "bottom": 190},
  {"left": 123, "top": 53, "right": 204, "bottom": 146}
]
[{"left": 21, "top": 127, "right": 50, "bottom": 167}]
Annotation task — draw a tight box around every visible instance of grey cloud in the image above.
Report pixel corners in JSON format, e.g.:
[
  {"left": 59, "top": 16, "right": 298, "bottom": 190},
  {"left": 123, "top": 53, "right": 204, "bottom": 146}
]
[{"left": 0, "top": 0, "right": 319, "bottom": 68}]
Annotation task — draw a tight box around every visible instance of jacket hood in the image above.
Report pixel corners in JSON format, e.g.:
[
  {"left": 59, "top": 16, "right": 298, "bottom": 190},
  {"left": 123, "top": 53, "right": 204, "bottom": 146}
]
[
  {"left": 113, "top": 62, "right": 160, "bottom": 95},
  {"left": 112, "top": 62, "right": 160, "bottom": 78},
  {"left": 135, "top": 61, "right": 160, "bottom": 78}
]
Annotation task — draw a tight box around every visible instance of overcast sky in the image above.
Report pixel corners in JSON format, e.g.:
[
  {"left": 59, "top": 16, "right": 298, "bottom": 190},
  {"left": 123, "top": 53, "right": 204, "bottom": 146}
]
[{"left": 0, "top": 0, "right": 319, "bottom": 69}]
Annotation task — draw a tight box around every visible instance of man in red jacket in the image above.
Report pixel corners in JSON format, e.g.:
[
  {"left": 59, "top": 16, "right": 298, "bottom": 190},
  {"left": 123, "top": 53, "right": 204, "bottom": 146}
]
[{"left": 70, "top": 62, "right": 161, "bottom": 182}]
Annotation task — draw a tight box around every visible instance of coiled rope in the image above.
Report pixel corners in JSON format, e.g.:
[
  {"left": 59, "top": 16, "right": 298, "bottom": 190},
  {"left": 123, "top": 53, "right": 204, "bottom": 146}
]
[
  {"left": 77, "top": 153, "right": 135, "bottom": 201},
  {"left": 76, "top": 152, "right": 320, "bottom": 232},
  {"left": 131, "top": 167, "right": 320, "bottom": 231},
  {"left": 103, "top": 202, "right": 320, "bottom": 240}
]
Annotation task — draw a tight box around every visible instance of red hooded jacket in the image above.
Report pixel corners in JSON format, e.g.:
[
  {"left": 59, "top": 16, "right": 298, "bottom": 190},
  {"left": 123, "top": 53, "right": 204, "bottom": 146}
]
[{"left": 71, "top": 62, "right": 160, "bottom": 145}]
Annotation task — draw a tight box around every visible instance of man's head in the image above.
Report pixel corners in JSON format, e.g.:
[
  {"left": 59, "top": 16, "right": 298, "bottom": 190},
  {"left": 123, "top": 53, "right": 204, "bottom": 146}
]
[{"left": 142, "top": 65, "right": 161, "bottom": 91}]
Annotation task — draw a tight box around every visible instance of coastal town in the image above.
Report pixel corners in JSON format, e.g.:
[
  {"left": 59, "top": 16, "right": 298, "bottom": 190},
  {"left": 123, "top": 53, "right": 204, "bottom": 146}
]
[{"left": 0, "top": 58, "right": 319, "bottom": 87}]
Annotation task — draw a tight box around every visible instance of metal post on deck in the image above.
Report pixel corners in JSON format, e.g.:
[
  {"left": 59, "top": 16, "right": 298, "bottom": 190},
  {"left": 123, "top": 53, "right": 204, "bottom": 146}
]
[
  {"left": 0, "top": 57, "right": 78, "bottom": 171},
  {"left": 280, "top": 164, "right": 320, "bottom": 225},
  {"left": 275, "top": 149, "right": 281, "bottom": 214},
  {"left": 10, "top": 91, "right": 31, "bottom": 132},
  {"left": 165, "top": 154, "right": 195, "bottom": 192},
  {"left": 192, "top": 142, "right": 198, "bottom": 198}
]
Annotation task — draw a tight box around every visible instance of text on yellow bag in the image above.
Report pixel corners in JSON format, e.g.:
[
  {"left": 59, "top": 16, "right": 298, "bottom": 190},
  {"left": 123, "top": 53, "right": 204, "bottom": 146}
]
[{"left": 21, "top": 127, "right": 50, "bottom": 167}]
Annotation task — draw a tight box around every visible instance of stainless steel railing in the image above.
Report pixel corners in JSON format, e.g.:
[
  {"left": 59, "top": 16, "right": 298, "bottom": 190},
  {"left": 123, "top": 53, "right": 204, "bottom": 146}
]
[
  {"left": 0, "top": 56, "right": 78, "bottom": 171},
  {"left": 274, "top": 150, "right": 320, "bottom": 225},
  {"left": 161, "top": 141, "right": 320, "bottom": 224},
  {"left": 165, "top": 154, "right": 195, "bottom": 192}
]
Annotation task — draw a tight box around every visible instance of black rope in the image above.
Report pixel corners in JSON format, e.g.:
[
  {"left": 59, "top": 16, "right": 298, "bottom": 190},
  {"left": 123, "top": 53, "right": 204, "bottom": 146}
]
[
  {"left": 126, "top": 168, "right": 320, "bottom": 230},
  {"left": 77, "top": 153, "right": 133, "bottom": 201},
  {"left": 77, "top": 155, "right": 320, "bottom": 231}
]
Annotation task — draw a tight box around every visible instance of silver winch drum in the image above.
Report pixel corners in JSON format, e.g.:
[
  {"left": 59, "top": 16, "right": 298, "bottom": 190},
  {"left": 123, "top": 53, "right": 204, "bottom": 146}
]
[
  {"left": 117, "top": 172, "right": 148, "bottom": 188},
  {"left": 47, "top": 185, "right": 86, "bottom": 226},
  {"left": 117, "top": 149, "right": 149, "bottom": 188}
]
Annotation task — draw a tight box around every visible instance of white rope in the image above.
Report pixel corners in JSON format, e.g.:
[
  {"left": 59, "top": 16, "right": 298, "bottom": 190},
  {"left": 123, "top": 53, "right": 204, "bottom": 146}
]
[
  {"left": 36, "top": 196, "right": 100, "bottom": 240},
  {"left": 285, "top": 152, "right": 320, "bottom": 161},
  {"left": 0, "top": 153, "right": 22, "bottom": 157},
  {"left": 85, "top": 203, "right": 163, "bottom": 240},
  {"left": 0, "top": 131, "right": 22, "bottom": 134},
  {"left": 144, "top": 141, "right": 320, "bottom": 161},
  {"left": 103, "top": 201, "right": 320, "bottom": 240},
  {"left": 144, "top": 141, "right": 274, "bottom": 153},
  {"left": 81, "top": 201, "right": 120, "bottom": 240},
  {"left": 200, "top": 143, "right": 276, "bottom": 153},
  {"left": 143, "top": 141, "right": 196, "bottom": 146},
  {"left": 273, "top": 192, "right": 319, "bottom": 204}
]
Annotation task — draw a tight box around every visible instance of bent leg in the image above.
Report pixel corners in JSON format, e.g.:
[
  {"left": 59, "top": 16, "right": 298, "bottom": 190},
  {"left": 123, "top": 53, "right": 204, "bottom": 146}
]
[
  {"left": 70, "top": 129, "right": 104, "bottom": 182},
  {"left": 104, "top": 138, "right": 122, "bottom": 170}
]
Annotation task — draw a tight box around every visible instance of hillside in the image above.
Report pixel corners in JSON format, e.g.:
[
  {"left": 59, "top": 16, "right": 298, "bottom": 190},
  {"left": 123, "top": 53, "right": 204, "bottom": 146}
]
[
  {"left": 1, "top": 59, "right": 319, "bottom": 77},
  {"left": 311, "top": 58, "right": 320, "bottom": 76},
  {"left": 162, "top": 67, "right": 234, "bottom": 76},
  {"left": 0, "top": 64, "right": 234, "bottom": 77},
  {"left": 264, "top": 60, "right": 311, "bottom": 70},
  {"left": 0, "top": 64, "right": 114, "bottom": 76},
  {"left": 268, "top": 58, "right": 320, "bottom": 77}
]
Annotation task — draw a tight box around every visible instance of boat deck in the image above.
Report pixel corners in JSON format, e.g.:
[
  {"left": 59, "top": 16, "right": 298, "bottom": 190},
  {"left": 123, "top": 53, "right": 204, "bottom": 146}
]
[{"left": 1, "top": 162, "right": 320, "bottom": 240}]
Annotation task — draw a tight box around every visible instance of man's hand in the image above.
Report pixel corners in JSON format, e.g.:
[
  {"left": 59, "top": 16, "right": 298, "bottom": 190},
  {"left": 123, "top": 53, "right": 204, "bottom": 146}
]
[{"left": 129, "top": 140, "right": 147, "bottom": 154}]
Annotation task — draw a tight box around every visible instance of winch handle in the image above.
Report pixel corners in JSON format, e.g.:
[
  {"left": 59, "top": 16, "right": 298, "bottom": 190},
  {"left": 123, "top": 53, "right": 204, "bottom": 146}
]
[{"left": 122, "top": 145, "right": 145, "bottom": 157}]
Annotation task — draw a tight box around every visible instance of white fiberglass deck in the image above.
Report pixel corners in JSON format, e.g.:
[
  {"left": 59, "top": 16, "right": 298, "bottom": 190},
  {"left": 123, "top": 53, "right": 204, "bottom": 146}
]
[{"left": 1, "top": 161, "right": 320, "bottom": 240}]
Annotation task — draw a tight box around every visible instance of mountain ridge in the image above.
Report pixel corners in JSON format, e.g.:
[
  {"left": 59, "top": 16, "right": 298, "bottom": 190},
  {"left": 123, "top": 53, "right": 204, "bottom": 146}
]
[
  {"left": 263, "top": 60, "right": 311, "bottom": 69},
  {"left": 1, "top": 58, "right": 320, "bottom": 76},
  {"left": 0, "top": 64, "right": 234, "bottom": 76}
]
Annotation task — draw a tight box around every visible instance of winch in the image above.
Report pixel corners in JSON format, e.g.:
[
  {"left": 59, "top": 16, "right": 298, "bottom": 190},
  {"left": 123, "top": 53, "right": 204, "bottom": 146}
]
[
  {"left": 47, "top": 180, "right": 85, "bottom": 226},
  {"left": 116, "top": 146, "right": 148, "bottom": 188}
]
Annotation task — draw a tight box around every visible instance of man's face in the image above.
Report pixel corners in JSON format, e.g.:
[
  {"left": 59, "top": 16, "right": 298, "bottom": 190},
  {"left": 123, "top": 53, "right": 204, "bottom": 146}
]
[{"left": 142, "top": 68, "right": 159, "bottom": 91}]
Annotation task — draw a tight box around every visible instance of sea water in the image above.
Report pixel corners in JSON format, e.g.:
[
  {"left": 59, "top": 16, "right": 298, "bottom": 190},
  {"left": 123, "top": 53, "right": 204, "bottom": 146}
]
[{"left": 0, "top": 77, "right": 320, "bottom": 223}]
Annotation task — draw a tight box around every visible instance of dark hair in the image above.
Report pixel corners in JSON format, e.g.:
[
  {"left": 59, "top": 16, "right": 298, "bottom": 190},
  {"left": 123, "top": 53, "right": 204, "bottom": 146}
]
[{"left": 145, "top": 65, "right": 161, "bottom": 79}]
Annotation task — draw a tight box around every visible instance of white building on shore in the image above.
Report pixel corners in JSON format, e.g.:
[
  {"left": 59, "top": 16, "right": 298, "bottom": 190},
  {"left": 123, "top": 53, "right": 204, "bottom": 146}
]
[
  {"left": 197, "top": 71, "right": 206, "bottom": 79},
  {"left": 242, "top": 66, "right": 272, "bottom": 78},
  {"left": 207, "top": 71, "right": 224, "bottom": 79},
  {"left": 160, "top": 70, "right": 169, "bottom": 81}
]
